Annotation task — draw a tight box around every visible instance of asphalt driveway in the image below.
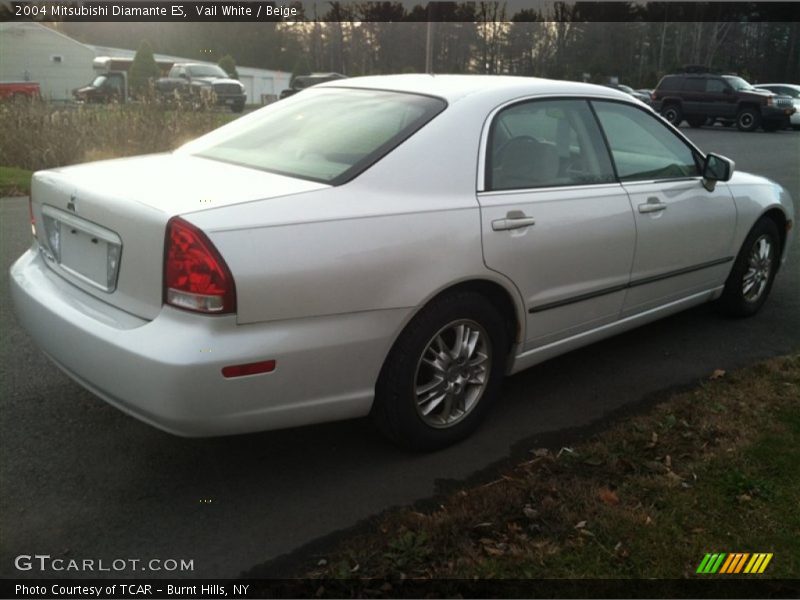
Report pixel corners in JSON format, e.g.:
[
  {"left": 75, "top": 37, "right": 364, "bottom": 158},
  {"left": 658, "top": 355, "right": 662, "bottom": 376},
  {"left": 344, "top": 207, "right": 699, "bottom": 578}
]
[{"left": 1, "top": 126, "right": 798, "bottom": 579}]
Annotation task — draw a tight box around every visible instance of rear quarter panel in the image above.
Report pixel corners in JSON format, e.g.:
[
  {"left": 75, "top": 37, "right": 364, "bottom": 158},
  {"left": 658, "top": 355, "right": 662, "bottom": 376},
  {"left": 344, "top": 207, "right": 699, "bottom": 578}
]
[{"left": 184, "top": 97, "right": 527, "bottom": 327}]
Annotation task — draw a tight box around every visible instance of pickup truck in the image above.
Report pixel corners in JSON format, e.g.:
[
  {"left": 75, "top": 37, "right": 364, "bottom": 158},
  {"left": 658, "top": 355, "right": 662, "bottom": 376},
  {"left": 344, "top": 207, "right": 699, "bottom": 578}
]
[
  {"left": 0, "top": 81, "right": 41, "bottom": 100},
  {"left": 278, "top": 72, "right": 347, "bottom": 100},
  {"left": 156, "top": 63, "right": 246, "bottom": 112}
]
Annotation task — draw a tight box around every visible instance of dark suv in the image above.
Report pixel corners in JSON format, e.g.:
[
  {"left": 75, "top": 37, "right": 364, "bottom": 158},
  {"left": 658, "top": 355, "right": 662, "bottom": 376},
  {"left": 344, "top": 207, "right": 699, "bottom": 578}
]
[{"left": 651, "top": 72, "right": 796, "bottom": 132}]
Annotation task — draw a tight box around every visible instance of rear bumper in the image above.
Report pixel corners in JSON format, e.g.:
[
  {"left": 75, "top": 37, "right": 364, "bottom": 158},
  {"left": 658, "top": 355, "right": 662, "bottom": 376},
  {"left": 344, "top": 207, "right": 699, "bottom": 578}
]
[{"left": 10, "top": 247, "right": 406, "bottom": 436}]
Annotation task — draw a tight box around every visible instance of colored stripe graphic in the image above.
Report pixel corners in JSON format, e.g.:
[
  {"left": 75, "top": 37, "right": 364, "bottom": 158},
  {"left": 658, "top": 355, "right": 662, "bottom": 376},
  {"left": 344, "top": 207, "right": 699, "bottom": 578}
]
[
  {"left": 698, "top": 552, "right": 773, "bottom": 575},
  {"left": 697, "top": 553, "right": 727, "bottom": 574},
  {"left": 734, "top": 553, "right": 750, "bottom": 573},
  {"left": 719, "top": 554, "right": 736, "bottom": 574},
  {"left": 758, "top": 554, "right": 773, "bottom": 573}
]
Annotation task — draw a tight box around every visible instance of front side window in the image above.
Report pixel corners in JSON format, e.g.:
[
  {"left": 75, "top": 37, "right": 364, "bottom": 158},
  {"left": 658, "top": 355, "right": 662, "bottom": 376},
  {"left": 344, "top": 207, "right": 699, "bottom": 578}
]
[
  {"left": 487, "top": 99, "right": 615, "bottom": 191},
  {"left": 706, "top": 79, "right": 726, "bottom": 93},
  {"left": 186, "top": 88, "right": 446, "bottom": 184},
  {"left": 723, "top": 76, "right": 755, "bottom": 91},
  {"left": 592, "top": 101, "right": 699, "bottom": 181}
]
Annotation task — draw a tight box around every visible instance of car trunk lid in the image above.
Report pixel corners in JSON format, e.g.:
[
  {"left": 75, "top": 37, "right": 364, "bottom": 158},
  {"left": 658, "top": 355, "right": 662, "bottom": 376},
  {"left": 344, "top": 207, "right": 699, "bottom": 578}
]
[{"left": 31, "top": 153, "right": 327, "bottom": 320}]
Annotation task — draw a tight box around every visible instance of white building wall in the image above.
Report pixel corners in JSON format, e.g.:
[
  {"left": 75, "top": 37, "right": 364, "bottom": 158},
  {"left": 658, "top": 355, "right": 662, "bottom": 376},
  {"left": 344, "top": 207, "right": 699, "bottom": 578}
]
[
  {"left": 238, "top": 66, "right": 290, "bottom": 104},
  {"left": 0, "top": 22, "right": 96, "bottom": 101}
]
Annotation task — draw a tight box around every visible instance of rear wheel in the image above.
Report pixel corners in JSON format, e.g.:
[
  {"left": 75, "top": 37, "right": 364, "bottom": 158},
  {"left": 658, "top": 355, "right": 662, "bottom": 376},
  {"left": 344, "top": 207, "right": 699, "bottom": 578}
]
[
  {"left": 371, "top": 291, "right": 509, "bottom": 450},
  {"left": 736, "top": 107, "right": 761, "bottom": 132},
  {"left": 717, "top": 218, "right": 780, "bottom": 317},
  {"left": 661, "top": 104, "right": 682, "bottom": 126}
]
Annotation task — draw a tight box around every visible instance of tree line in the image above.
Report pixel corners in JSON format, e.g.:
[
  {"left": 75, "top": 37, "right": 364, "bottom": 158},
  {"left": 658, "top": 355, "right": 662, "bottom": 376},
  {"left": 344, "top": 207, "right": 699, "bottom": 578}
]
[{"left": 58, "top": 5, "right": 799, "bottom": 88}]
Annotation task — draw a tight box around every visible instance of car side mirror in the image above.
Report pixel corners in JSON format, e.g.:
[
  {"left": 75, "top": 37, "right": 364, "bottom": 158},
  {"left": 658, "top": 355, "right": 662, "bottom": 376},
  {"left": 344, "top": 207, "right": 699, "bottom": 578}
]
[{"left": 702, "top": 153, "right": 734, "bottom": 191}]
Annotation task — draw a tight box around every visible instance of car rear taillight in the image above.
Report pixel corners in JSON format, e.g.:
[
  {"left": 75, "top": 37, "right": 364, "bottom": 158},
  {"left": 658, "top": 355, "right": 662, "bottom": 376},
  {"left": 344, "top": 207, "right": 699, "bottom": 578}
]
[
  {"left": 29, "top": 197, "right": 36, "bottom": 239},
  {"left": 163, "top": 217, "right": 236, "bottom": 314}
]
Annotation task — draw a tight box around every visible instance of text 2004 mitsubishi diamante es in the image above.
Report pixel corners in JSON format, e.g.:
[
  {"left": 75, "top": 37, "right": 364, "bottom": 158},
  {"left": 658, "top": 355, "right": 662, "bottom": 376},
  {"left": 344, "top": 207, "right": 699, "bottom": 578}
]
[{"left": 10, "top": 75, "right": 794, "bottom": 449}]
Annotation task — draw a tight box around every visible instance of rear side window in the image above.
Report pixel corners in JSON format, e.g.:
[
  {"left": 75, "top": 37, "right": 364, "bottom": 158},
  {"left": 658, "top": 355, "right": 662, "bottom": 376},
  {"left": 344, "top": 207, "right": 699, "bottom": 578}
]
[
  {"left": 592, "top": 101, "right": 699, "bottom": 182},
  {"left": 487, "top": 99, "right": 616, "bottom": 191},
  {"left": 683, "top": 78, "right": 705, "bottom": 92},
  {"left": 186, "top": 89, "right": 446, "bottom": 184},
  {"left": 657, "top": 76, "right": 682, "bottom": 91}
]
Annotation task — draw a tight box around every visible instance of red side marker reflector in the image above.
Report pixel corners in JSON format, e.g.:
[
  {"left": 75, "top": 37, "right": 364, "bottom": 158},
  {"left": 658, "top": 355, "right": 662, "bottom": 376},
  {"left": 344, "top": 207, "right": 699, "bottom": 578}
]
[{"left": 222, "top": 360, "right": 276, "bottom": 378}]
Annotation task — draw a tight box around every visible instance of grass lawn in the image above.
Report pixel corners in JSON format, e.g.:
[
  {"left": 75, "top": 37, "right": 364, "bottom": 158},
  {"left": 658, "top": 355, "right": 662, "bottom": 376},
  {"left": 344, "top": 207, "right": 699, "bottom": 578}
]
[
  {"left": 254, "top": 354, "right": 800, "bottom": 595},
  {"left": 0, "top": 166, "right": 32, "bottom": 197}
]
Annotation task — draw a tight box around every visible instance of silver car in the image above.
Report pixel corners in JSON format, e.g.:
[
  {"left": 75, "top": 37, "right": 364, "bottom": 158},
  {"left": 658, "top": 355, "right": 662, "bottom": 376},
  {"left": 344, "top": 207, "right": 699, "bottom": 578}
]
[
  {"left": 753, "top": 83, "right": 800, "bottom": 129},
  {"left": 10, "top": 75, "right": 795, "bottom": 450}
]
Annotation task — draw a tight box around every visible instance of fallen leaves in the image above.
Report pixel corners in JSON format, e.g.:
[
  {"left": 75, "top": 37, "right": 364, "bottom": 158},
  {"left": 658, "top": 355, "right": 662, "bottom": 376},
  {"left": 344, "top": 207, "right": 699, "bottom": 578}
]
[
  {"left": 710, "top": 368, "right": 727, "bottom": 380},
  {"left": 597, "top": 487, "right": 620, "bottom": 505}
]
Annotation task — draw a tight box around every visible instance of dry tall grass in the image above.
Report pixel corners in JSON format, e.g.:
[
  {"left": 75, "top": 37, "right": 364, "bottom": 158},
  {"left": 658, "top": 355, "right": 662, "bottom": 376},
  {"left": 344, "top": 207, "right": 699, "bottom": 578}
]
[{"left": 0, "top": 100, "right": 233, "bottom": 172}]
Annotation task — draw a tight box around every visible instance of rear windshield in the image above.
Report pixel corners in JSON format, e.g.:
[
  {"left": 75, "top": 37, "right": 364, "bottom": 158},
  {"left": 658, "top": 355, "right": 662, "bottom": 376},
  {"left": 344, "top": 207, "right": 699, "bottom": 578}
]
[{"left": 187, "top": 88, "right": 446, "bottom": 184}]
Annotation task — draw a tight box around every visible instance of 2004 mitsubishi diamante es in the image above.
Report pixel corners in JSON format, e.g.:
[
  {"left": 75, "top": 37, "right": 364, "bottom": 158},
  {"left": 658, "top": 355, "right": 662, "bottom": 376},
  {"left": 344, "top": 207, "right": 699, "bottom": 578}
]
[{"left": 10, "top": 75, "right": 795, "bottom": 449}]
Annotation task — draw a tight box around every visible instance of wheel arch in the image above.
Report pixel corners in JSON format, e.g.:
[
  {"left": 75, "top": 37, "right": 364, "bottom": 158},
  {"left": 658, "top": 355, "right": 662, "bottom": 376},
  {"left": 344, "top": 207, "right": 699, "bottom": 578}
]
[
  {"left": 760, "top": 207, "right": 788, "bottom": 260},
  {"left": 377, "top": 276, "right": 526, "bottom": 385}
]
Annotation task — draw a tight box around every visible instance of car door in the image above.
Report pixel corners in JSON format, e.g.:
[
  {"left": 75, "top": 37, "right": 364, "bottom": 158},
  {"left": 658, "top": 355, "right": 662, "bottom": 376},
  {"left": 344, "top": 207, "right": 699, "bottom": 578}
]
[
  {"left": 591, "top": 101, "right": 737, "bottom": 317},
  {"left": 478, "top": 98, "right": 636, "bottom": 349},
  {"left": 681, "top": 77, "right": 706, "bottom": 116},
  {"left": 705, "top": 77, "right": 736, "bottom": 118}
]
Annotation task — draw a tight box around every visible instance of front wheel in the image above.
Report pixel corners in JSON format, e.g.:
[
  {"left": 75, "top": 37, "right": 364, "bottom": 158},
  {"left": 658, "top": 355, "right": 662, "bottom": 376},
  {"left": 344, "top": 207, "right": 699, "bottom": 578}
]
[
  {"left": 371, "top": 291, "right": 509, "bottom": 450},
  {"left": 736, "top": 107, "right": 761, "bottom": 132},
  {"left": 717, "top": 218, "right": 780, "bottom": 317}
]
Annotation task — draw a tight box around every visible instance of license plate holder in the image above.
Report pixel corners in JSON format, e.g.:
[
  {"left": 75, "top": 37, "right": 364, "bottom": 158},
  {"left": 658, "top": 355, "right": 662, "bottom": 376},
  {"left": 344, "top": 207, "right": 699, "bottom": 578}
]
[{"left": 41, "top": 205, "right": 122, "bottom": 292}]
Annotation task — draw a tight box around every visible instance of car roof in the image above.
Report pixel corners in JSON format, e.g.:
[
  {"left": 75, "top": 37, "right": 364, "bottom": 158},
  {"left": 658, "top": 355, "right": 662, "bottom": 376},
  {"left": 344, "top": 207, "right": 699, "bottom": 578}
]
[
  {"left": 755, "top": 83, "right": 800, "bottom": 89},
  {"left": 317, "top": 74, "right": 634, "bottom": 104}
]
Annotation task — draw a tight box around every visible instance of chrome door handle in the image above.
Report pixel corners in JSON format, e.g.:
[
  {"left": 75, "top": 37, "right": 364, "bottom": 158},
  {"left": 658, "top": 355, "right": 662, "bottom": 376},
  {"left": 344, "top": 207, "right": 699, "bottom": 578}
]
[
  {"left": 638, "top": 197, "right": 667, "bottom": 214},
  {"left": 492, "top": 213, "right": 536, "bottom": 231}
]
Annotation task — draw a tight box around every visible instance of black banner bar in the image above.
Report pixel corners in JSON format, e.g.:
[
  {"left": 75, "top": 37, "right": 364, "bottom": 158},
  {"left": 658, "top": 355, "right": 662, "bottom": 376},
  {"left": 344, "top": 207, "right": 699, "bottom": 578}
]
[
  {"left": 2, "top": 1, "right": 800, "bottom": 23},
  {"left": 3, "top": 578, "right": 800, "bottom": 599}
]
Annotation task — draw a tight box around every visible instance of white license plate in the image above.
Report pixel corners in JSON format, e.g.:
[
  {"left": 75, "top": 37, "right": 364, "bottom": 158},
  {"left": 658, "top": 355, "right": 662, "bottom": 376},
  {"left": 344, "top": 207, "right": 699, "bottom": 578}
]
[
  {"left": 41, "top": 206, "right": 122, "bottom": 292},
  {"left": 60, "top": 226, "right": 110, "bottom": 285}
]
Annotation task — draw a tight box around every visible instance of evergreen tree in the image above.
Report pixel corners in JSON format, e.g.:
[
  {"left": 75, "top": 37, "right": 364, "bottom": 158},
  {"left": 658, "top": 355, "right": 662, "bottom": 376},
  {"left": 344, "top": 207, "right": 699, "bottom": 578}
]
[
  {"left": 218, "top": 54, "right": 239, "bottom": 79},
  {"left": 129, "top": 40, "right": 160, "bottom": 97}
]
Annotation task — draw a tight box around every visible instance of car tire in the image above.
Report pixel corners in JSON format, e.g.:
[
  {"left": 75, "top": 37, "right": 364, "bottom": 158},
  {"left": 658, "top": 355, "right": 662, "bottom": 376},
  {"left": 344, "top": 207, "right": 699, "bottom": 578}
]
[
  {"left": 736, "top": 107, "right": 761, "bottom": 132},
  {"left": 717, "top": 218, "right": 780, "bottom": 317},
  {"left": 661, "top": 104, "right": 682, "bottom": 126},
  {"left": 371, "top": 291, "right": 509, "bottom": 451},
  {"left": 687, "top": 116, "right": 706, "bottom": 128}
]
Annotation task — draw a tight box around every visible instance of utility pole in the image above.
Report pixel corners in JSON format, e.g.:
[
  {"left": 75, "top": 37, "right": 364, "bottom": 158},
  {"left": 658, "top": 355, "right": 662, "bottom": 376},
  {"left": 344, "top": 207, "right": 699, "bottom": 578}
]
[{"left": 425, "top": 3, "right": 435, "bottom": 74}]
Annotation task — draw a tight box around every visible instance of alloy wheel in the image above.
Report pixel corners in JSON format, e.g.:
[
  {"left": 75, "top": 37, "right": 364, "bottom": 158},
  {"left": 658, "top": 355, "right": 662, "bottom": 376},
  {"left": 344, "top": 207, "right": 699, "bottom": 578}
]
[
  {"left": 413, "top": 320, "right": 492, "bottom": 428},
  {"left": 742, "top": 234, "right": 774, "bottom": 302}
]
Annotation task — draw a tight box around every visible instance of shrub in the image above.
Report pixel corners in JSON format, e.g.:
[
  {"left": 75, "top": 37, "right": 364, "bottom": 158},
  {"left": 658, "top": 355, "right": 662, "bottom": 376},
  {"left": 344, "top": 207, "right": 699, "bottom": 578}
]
[{"left": 0, "top": 101, "right": 232, "bottom": 172}]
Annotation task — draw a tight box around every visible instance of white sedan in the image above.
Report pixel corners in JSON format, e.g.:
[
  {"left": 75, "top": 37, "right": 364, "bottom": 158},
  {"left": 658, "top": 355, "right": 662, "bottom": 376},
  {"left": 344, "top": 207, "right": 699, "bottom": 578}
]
[
  {"left": 753, "top": 83, "right": 800, "bottom": 129},
  {"left": 10, "top": 75, "right": 795, "bottom": 450}
]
